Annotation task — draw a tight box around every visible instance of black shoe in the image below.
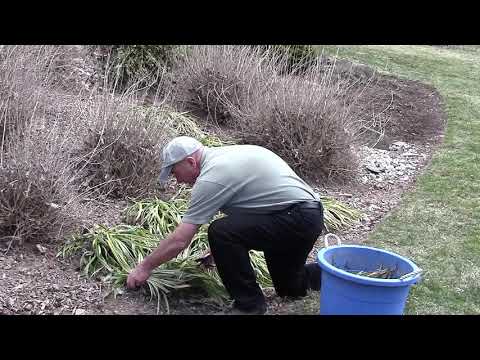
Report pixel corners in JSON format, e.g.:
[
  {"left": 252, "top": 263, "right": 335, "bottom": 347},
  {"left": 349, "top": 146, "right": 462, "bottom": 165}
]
[
  {"left": 305, "top": 262, "right": 321, "bottom": 291},
  {"left": 220, "top": 303, "right": 267, "bottom": 315}
]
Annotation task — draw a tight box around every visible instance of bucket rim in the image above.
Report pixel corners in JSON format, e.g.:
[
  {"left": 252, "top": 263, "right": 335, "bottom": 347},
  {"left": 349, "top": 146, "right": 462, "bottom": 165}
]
[{"left": 316, "top": 244, "right": 421, "bottom": 287}]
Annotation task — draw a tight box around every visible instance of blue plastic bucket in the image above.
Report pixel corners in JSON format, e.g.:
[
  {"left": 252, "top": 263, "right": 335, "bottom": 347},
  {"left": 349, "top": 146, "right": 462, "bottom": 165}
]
[{"left": 316, "top": 234, "right": 422, "bottom": 315}]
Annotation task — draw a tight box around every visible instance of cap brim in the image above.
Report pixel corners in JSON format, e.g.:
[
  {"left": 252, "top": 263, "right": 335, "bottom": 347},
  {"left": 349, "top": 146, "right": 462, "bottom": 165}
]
[{"left": 158, "top": 165, "right": 173, "bottom": 184}]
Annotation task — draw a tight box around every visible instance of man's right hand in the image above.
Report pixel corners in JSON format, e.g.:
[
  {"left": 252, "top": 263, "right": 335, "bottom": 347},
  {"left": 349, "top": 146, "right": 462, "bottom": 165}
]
[
  {"left": 195, "top": 251, "right": 215, "bottom": 268},
  {"left": 127, "top": 263, "right": 152, "bottom": 289}
]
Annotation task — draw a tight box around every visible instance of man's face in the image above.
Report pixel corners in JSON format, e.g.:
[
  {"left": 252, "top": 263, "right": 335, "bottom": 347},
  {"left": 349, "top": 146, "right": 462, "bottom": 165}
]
[{"left": 172, "top": 157, "right": 199, "bottom": 185}]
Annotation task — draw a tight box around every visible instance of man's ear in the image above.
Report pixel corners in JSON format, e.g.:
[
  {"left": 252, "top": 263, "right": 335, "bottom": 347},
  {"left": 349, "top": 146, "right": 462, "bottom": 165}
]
[{"left": 186, "top": 156, "right": 196, "bottom": 167}]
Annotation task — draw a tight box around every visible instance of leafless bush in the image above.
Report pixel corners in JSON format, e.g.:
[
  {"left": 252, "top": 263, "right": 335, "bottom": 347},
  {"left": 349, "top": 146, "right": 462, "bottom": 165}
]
[
  {"left": 0, "top": 45, "right": 176, "bottom": 249},
  {"left": 0, "top": 46, "right": 106, "bottom": 249},
  {"left": 46, "top": 45, "right": 102, "bottom": 93},
  {"left": 227, "top": 57, "right": 379, "bottom": 181},
  {"left": 170, "top": 45, "right": 278, "bottom": 126},
  {"left": 72, "top": 90, "right": 172, "bottom": 199},
  {"left": 170, "top": 46, "right": 385, "bottom": 180},
  {"left": 0, "top": 116, "right": 93, "bottom": 247},
  {"left": 0, "top": 46, "right": 62, "bottom": 149},
  {"left": 313, "top": 56, "right": 391, "bottom": 147}
]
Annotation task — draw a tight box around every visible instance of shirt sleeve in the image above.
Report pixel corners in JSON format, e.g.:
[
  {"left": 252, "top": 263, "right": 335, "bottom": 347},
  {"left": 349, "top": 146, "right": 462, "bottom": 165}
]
[{"left": 182, "top": 180, "right": 235, "bottom": 225}]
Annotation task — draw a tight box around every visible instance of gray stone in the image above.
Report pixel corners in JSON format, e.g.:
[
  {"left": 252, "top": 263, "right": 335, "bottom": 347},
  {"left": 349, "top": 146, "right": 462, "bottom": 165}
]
[
  {"left": 390, "top": 141, "right": 409, "bottom": 151},
  {"left": 36, "top": 244, "right": 47, "bottom": 254},
  {"left": 366, "top": 163, "right": 384, "bottom": 173}
]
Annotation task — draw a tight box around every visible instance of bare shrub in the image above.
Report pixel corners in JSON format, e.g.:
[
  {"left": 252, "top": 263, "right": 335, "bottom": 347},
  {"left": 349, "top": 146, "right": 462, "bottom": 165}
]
[
  {"left": 255, "top": 45, "right": 318, "bottom": 75},
  {"left": 228, "top": 57, "right": 375, "bottom": 181},
  {"left": 0, "top": 46, "right": 61, "bottom": 149},
  {"left": 0, "top": 45, "right": 96, "bottom": 148},
  {"left": 312, "top": 56, "right": 391, "bottom": 148},
  {"left": 170, "top": 45, "right": 277, "bottom": 126},
  {"left": 46, "top": 45, "right": 102, "bottom": 93},
  {"left": 0, "top": 46, "right": 108, "bottom": 249},
  {"left": 170, "top": 46, "right": 383, "bottom": 181},
  {"left": 73, "top": 90, "right": 172, "bottom": 199},
  {"left": 0, "top": 45, "right": 175, "bottom": 249},
  {"left": 0, "top": 116, "right": 92, "bottom": 247}
]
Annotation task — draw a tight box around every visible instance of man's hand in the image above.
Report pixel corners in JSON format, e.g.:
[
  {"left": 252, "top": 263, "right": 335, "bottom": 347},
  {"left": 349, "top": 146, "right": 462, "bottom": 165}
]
[
  {"left": 125, "top": 222, "right": 199, "bottom": 289},
  {"left": 196, "top": 250, "right": 215, "bottom": 268},
  {"left": 127, "top": 263, "right": 152, "bottom": 289}
]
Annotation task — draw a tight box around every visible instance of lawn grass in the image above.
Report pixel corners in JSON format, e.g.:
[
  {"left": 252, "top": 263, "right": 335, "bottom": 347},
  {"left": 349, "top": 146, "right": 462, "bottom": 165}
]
[{"left": 316, "top": 45, "right": 480, "bottom": 314}]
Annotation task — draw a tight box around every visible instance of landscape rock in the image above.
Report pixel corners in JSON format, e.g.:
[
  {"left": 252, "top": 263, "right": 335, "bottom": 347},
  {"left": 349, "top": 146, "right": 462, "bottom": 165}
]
[
  {"left": 35, "top": 244, "right": 47, "bottom": 254},
  {"left": 390, "top": 141, "right": 410, "bottom": 151}
]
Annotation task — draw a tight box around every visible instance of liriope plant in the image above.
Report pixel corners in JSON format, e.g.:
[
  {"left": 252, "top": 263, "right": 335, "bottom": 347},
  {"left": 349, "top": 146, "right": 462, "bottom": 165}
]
[
  {"left": 59, "top": 224, "right": 229, "bottom": 313},
  {"left": 319, "top": 196, "right": 362, "bottom": 231},
  {"left": 124, "top": 186, "right": 274, "bottom": 289}
]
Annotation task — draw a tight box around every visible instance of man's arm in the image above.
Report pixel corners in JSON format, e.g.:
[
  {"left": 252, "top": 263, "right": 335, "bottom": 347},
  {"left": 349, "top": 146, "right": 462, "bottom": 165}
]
[{"left": 126, "top": 222, "right": 200, "bottom": 289}]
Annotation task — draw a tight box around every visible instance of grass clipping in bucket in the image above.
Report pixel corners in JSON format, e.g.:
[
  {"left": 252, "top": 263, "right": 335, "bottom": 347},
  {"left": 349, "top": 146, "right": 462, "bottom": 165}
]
[
  {"left": 348, "top": 265, "right": 398, "bottom": 279},
  {"left": 331, "top": 256, "right": 398, "bottom": 279}
]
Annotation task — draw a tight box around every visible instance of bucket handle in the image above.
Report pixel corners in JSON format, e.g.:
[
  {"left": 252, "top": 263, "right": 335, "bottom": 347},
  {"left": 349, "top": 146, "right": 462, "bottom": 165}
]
[
  {"left": 324, "top": 233, "right": 342, "bottom": 248},
  {"left": 399, "top": 269, "right": 423, "bottom": 281}
]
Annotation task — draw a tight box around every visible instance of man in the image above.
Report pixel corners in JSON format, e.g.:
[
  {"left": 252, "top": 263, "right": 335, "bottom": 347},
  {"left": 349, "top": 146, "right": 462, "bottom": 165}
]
[{"left": 127, "top": 136, "right": 324, "bottom": 314}]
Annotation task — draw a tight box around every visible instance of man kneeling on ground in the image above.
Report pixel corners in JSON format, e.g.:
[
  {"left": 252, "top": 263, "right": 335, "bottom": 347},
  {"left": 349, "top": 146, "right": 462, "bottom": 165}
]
[{"left": 127, "top": 136, "right": 324, "bottom": 314}]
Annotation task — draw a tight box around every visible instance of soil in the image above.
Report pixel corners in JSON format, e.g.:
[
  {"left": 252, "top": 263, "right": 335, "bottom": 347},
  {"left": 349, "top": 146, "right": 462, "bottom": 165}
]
[
  {"left": 350, "top": 72, "right": 444, "bottom": 149},
  {"left": 0, "top": 59, "right": 446, "bottom": 316}
]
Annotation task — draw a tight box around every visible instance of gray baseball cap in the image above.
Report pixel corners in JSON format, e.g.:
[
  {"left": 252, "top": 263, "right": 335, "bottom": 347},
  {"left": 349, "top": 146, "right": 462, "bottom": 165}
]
[{"left": 158, "top": 136, "right": 203, "bottom": 183}]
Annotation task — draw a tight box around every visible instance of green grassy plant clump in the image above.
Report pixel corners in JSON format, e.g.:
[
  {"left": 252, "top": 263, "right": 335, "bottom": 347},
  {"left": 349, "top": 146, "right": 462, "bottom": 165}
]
[
  {"left": 124, "top": 187, "right": 274, "bottom": 288},
  {"left": 59, "top": 224, "right": 229, "bottom": 312},
  {"left": 320, "top": 196, "right": 362, "bottom": 231},
  {"left": 90, "top": 45, "right": 179, "bottom": 88},
  {"left": 133, "top": 105, "right": 237, "bottom": 147}
]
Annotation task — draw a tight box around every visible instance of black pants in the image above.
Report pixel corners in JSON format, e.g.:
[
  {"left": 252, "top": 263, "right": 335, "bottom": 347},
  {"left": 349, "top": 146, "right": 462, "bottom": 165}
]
[{"left": 207, "top": 201, "right": 324, "bottom": 311}]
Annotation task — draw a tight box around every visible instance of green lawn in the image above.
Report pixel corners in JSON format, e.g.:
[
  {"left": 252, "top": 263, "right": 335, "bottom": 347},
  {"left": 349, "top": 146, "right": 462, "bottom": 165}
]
[{"left": 316, "top": 45, "right": 480, "bottom": 314}]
